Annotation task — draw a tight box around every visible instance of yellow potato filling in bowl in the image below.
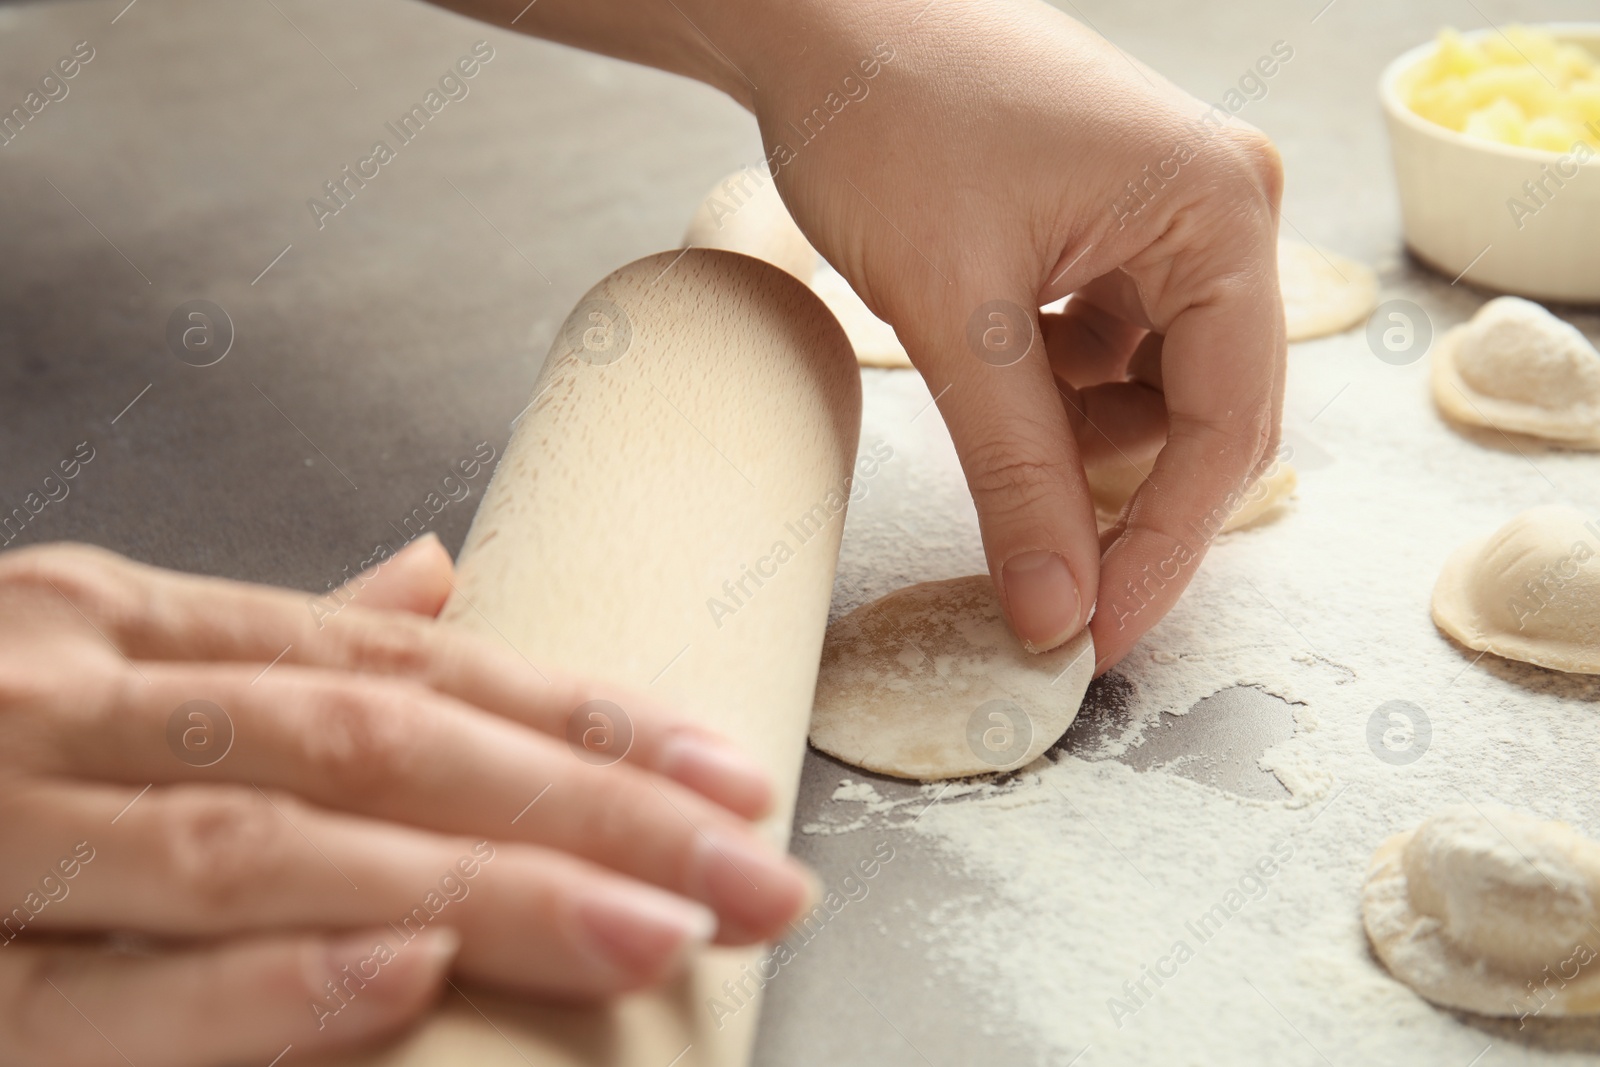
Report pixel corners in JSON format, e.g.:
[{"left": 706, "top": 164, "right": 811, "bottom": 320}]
[
  {"left": 1398, "top": 25, "right": 1600, "bottom": 151},
  {"left": 1380, "top": 23, "right": 1600, "bottom": 302}
]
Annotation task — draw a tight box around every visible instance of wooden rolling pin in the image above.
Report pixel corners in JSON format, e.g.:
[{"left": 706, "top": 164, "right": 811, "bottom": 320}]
[{"left": 343, "top": 248, "right": 860, "bottom": 1067}]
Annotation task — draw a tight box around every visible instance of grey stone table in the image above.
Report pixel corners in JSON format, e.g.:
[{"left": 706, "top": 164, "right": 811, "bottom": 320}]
[{"left": 2, "top": 1, "right": 1596, "bottom": 1064}]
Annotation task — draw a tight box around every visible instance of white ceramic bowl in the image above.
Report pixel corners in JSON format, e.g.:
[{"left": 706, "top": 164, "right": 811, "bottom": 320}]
[{"left": 1380, "top": 24, "right": 1600, "bottom": 303}]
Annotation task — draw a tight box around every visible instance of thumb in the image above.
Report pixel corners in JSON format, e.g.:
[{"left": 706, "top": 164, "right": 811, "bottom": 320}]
[
  {"left": 337, "top": 532, "right": 455, "bottom": 617},
  {"left": 903, "top": 286, "right": 1101, "bottom": 652}
]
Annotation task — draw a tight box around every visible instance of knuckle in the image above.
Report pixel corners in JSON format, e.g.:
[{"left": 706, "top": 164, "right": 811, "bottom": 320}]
[
  {"left": 6, "top": 952, "right": 99, "bottom": 1066},
  {"left": 300, "top": 681, "right": 430, "bottom": 795},
  {"left": 0, "top": 543, "right": 141, "bottom": 632},
  {"left": 155, "top": 786, "right": 293, "bottom": 923},
  {"left": 566, "top": 768, "right": 671, "bottom": 862},
  {"left": 338, "top": 618, "right": 438, "bottom": 681},
  {"left": 1224, "top": 127, "right": 1284, "bottom": 207},
  {"left": 961, "top": 435, "right": 1070, "bottom": 522}
]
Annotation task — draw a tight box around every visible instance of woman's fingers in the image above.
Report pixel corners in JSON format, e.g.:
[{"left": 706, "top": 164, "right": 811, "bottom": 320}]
[
  {"left": 1059, "top": 381, "right": 1169, "bottom": 471},
  {"left": 329, "top": 533, "right": 455, "bottom": 617},
  {"left": 901, "top": 283, "right": 1101, "bottom": 654},
  {"left": 1041, "top": 284, "right": 1150, "bottom": 390},
  {"left": 45, "top": 664, "right": 811, "bottom": 944},
  {"left": 1, "top": 545, "right": 772, "bottom": 819},
  {"left": 1091, "top": 249, "right": 1285, "bottom": 672},
  {"left": 1, "top": 927, "right": 455, "bottom": 1067},
  {"left": 4, "top": 778, "right": 716, "bottom": 996}
]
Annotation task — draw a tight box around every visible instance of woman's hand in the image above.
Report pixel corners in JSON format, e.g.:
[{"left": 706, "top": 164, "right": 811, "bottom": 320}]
[
  {"left": 738, "top": 0, "right": 1287, "bottom": 671},
  {"left": 443, "top": 2, "right": 1286, "bottom": 679},
  {"left": 0, "top": 537, "right": 811, "bottom": 1066}
]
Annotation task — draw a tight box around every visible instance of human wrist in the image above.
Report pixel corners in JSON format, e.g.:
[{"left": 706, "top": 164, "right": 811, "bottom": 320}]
[{"left": 695, "top": 0, "right": 893, "bottom": 111}]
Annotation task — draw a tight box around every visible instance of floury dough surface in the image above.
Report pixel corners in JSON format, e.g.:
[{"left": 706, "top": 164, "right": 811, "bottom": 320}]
[
  {"left": 801, "top": 300, "right": 1600, "bottom": 1065},
  {"left": 1362, "top": 805, "right": 1600, "bottom": 1019},
  {"left": 809, "top": 575, "right": 1095, "bottom": 781},
  {"left": 1432, "top": 297, "right": 1600, "bottom": 450}
]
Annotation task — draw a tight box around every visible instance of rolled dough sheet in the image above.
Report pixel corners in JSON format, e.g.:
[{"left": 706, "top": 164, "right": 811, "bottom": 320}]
[
  {"left": 1279, "top": 239, "right": 1378, "bottom": 342},
  {"left": 810, "top": 575, "right": 1095, "bottom": 781}
]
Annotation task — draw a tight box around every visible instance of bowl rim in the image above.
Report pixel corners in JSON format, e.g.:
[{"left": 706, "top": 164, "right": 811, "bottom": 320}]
[{"left": 1378, "top": 21, "right": 1600, "bottom": 167}]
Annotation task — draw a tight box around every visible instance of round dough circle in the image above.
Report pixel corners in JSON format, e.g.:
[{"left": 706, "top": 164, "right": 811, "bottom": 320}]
[
  {"left": 809, "top": 575, "right": 1094, "bottom": 781},
  {"left": 1279, "top": 240, "right": 1379, "bottom": 342},
  {"left": 1432, "top": 505, "right": 1600, "bottom": 675},
  {"left": 1363, "top": 805, "right": 1600, "bottom": 1018}
]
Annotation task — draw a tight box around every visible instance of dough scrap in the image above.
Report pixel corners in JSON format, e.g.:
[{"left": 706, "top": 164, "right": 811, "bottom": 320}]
[
  {"left": 1086, "top": 444, "right": 1297, "bottom": 534},
  {"left": 1363, "top": 805, "right": 1600, "bottom": 1018},
  {"left": 1432, "top": 505, "right": 1600, "bottom": 675},
  {"left": 809, "top": 575, "right": 1094, "bottom": 781},
  {"left": 809, "top": 262, "right": 913, "bottom": 369},
  {"left": 681, "top": 168, "right": 818, "bottom": 283},
  {"left": 1279, "top": 240, "right": 1379, "bottom": 342},
  {"left": 1431, "top": 297, "right": 1600, "bottom": 449}
]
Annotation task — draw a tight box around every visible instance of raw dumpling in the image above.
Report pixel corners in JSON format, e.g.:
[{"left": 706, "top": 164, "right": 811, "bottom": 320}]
[
  {"left": 809, "top": 575, "right": 1094, "bottom": 781},
  {"left": 682, "top": 168, "right": 818, "bottom": 283},
  {"left": 1086, "top": 442, "right": 1297, "bottom": 535},
  {"left": 1363, "top": 805, "right": 1600, "bottom": 1019},
  {"left": 1279, "top": 240, "right": 1379, "bottom": 342},
  {"left": 1432, "top": 297, "right": 1600, "bottom": 449},
  {"left": 808, "top": 262, "right": 913, "bottom": 369},
  {"left": 1432, "top": 505, "right": 1600, "bottom": 675}
]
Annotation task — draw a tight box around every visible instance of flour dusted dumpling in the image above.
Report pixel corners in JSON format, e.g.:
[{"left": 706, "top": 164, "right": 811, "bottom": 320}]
[
  {"left": 1432, "top": 505, "right": 1600, "bottom": 675},
  {"left": 1432, "top": 297, "right": 1600, "bottom": 449},
  {"left": 1363, "top": 805, "right": 1600, "bottom": 1018},
  {"left": 1086, "top": 442, "right": 1297, "bottom": 534},
  {"left": 682, "top": 168, "right": 818, "bottom": 283},
  {"left": 809, "top": 575, "right": 1094, "bottom": 781},
  {"left": 1279, "top": 240, "right": 1379, "bottom": 342},
  {"left": 809, "top": 262, "right": 912, "bottom": 369}
]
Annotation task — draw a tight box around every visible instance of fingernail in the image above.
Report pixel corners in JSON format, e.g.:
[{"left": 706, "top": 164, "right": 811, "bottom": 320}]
[
  {"left": 413, "top": 927, "right": 461, "bottom": 969},
  {"left": 574, "top": 883, "right": 716, "bottom": 980},
  {"left": 1001, "top": 551, "right": 1083, "bottom": 653},
  {"left": 402, "top": 531, "right": 442, "bottom": 554},
  {"left": 692, "top": 829, "right": 810, "bottom": 941},
  {"left": 657, "top": 733, "right": 772, "bottom": 815}
]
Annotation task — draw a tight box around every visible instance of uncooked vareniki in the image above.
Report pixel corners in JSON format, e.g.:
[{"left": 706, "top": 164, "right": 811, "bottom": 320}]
[
  {"left": 1432, "top": 296, "right": 1600, "bottom": 449},
  {"left": 1086, "top": 442, "right": 1297, "bottom": 535},
  {"left": 809, "top": 575, "right": 1094, "bottom": 781},
  {"left": 809, "top": 261, "right": 913, "bottom": 369},
  {"left": 1432, "top": 505, "right": 1600, "bottom": 675},
  {"left": 1363, "top": 805, "right": 1600, "bottom": 1019},
  {"left": 681, "top": 167, "right": 818, "bottom": 283}
]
